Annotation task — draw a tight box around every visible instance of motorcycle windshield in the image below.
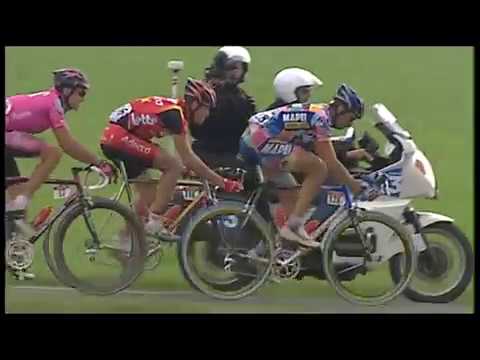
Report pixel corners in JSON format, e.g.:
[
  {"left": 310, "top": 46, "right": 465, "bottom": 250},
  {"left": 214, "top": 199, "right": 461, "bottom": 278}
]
[{"left": 372, "top": 103, "right": 411, "bottom": 139}]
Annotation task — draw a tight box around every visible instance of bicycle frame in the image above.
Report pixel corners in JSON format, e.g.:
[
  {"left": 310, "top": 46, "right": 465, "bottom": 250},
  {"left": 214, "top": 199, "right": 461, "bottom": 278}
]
[
  {"left": 5, "top": 167, "right": 105, "bottom": 246},
  {"left": 235, "top": 166, "right": 375, "bottom": 258},
  {"left": 110, "top": 161, "right": 219, "bottom": 235}
]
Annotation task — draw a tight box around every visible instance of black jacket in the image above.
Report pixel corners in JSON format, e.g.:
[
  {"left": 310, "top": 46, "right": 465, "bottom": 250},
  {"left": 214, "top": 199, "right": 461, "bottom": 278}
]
[{"left": 190, "top": 82, "right": 256, "bottom": 155}]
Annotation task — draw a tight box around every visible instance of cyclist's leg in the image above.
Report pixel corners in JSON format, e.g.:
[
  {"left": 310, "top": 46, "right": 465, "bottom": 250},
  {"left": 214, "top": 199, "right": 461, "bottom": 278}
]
[
  {"left": 283, "top": 146, "right": 327, "bottom": 220},
  {"left": 150, "top": 149, "right": 183, "bottom": 215},
  {"left": 26, "top": 144, "right": 62, "bottom": 197},
  {"left": 100, "top": 126, "right": 182, "bottom": 234},
  {"left": 274, "top": 146, "right": 327, "bottom": 246},
  {"left": 262, "top": 167, "right": 299, "bottom": 218},
  {"left": 6, "top": 132, "right": 62, "bottom": 205},
  {"left": 101, "top": 143, "right": 154, "bottom": 221},
  {"left": 5, "top": 148, "right": 24, "bottom": 210},
  {"left": 132, "top": 171, "right": 157, "bottom": 221}
]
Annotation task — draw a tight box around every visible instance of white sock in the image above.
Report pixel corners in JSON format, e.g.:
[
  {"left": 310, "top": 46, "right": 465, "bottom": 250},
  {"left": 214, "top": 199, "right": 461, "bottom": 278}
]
[
  {"left": 287, "top": 215, "right": 303, "bottom": 229},
  {"left": 148, "top": 211, "right": 163, "bottom": 222},
  {"left": 6, "top": 195, "right": 30, "bottom": 211}
]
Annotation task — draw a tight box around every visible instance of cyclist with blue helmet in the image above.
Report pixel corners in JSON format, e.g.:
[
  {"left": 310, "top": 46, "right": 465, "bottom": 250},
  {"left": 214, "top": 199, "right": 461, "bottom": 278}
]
[
  {"left": 239, "top": 83, "right": 370, "bottom": 248},
  {"left": 267, "top": 69, "right": 373, "bottom": 167}
]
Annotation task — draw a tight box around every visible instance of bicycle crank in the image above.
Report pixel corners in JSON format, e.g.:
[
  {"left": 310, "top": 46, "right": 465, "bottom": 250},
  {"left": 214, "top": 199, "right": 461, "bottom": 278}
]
[
  {"left": 6, "top": 239, "right": 35, "bottom": 271},
  {"left": 272, "top": 248, "right": 302, "bottom": 280}
]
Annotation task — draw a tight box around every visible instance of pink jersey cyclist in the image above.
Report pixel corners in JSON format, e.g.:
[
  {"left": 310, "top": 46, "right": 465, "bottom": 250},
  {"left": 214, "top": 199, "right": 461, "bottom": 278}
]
[
  {"left": 6, "top": 88, "right": 69, "bottom": 157},
  {"left": 5, "top": 68, "right": 116, "bottom": 214}
]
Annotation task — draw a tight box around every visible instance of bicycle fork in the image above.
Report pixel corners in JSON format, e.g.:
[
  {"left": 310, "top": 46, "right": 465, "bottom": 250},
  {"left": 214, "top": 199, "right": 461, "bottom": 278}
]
[{"left": 81, "top": 200, "right": 102, "bottom": 254}]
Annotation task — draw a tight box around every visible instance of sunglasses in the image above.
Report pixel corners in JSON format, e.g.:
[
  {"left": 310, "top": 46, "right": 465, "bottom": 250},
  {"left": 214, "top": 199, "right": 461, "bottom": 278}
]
[
  {"left": 71, "top": 85, "right": 88, "bottom": 98},
  {"left": 337, "top": 109, "right": 361, "bottom": 120}
]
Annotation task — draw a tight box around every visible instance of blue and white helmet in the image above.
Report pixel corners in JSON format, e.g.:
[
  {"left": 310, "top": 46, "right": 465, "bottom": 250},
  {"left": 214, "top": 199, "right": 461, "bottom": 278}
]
[{"left": 334, "top": 84, "right": 364, "bottom": 119}]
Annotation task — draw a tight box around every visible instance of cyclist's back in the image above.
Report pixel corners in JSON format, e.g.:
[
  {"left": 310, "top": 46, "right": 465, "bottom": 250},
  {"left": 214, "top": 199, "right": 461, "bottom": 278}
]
[
  {"left": 241, "top": 102, "right": 332, "bottom": 164},
  {"left": 6, "top": 88, "right": 68, "bottom": 134}
]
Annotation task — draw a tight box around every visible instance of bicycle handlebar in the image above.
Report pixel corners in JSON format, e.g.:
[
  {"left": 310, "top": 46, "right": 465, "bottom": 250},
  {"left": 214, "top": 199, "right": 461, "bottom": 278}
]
[{"left": 84, "top": 166, "right": 110, "bottom": 190}]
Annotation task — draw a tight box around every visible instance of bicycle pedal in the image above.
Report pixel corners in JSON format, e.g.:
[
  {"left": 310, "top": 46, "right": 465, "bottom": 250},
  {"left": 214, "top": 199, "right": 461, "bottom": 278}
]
[
  {"left": 268, "top": 275, "right": 282, "bottom": 284},
  {"left": 11, "top": 270, "right": 36, "bottom": 281}
]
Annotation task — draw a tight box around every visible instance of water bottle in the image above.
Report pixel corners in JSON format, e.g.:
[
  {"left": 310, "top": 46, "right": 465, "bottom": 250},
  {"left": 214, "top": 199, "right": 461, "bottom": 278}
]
[
  {"left": 162, "top": 204, "right": 183, "bottom": 226},
  {"left": 32, "top": 206, "right": 54, "bottom": 230},
  {"left": 268, "top": 203, "right": 288, "bottom": 229}
]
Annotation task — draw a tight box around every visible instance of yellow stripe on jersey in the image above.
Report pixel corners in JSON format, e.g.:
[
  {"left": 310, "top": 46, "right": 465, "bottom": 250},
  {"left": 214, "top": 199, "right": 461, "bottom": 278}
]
[
  {"left": 284, "top": 122, "right": 312, "bottom": 130},
  {"left": 309, "top": 103, "right": 328, "bottom": 112}
]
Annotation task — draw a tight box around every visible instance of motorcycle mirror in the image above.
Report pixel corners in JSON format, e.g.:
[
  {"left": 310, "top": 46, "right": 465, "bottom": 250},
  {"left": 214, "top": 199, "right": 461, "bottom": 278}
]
[
  {"left": 358, "top": 131, "right": 379, "bottom": 155},
  {"left": 344, "top": 127, "right": 355, "bottom": 140}
]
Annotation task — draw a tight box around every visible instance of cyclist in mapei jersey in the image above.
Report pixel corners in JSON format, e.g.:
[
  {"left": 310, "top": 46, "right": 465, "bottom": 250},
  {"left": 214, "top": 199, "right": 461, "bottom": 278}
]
[
  {"left": 239, "top": 84, "right": 372, "bottom": 248},
  {"left": 267, "top": 67, "right": 374, "bottom": 166}
]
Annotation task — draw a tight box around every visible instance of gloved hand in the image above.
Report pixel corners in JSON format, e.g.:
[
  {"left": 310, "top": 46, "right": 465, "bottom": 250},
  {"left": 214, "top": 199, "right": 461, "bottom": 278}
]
[
  {"left": 223, "top": 178, "right": 244, "bottom": 192},
  {"left": 346, "top": 149, "right": 374, "bottom": 162},
  {"left": 356, "top": 181, "right": 381, "bottom": 201},
  {"left": 96, "top": 160, "right": 118, "bottom": 184},
  {"left": 356, "top": 173, "right": 388, "bottom": 201}
]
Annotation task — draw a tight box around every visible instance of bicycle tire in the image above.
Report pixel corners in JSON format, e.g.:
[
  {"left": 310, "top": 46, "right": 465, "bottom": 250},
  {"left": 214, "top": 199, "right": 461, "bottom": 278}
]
[
  {"left": 390, "top": 222, "right": 473, "bottom": 303},
  {"left": 322, "top": 210, "right": 416, "bottom": 306},
  {"left": 178, "top": 200, "right": 274, "bottom": 300},
  {"left": 52, "top": 196, "right": 146, "bottom": 296}
]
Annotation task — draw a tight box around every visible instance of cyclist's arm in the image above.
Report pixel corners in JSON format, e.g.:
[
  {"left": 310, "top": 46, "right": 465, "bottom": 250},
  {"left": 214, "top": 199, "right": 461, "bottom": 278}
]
[
  {"left": 173, "top": 134, "right": 225, "bottom": 188},
  {"left": 52, "top": 127, "right": 100, "bottom": 165},
  {"left": 314, "top": 139, "right": 362, "bottom": 194}
]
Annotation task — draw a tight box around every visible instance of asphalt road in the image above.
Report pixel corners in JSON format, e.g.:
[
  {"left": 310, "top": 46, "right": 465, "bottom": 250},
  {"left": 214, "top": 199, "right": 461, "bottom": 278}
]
[{"left": 5, "top": 285, "right": 472, "bottom": 314}]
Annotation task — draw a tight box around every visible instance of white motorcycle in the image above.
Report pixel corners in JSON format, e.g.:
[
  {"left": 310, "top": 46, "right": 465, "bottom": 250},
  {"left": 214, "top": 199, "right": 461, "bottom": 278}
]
[
  {"left": 341, "top": 103, "right": 473, "bottom": 303},
  {"left": 182, "top": 103, "right": 473, "bottom": 304}
]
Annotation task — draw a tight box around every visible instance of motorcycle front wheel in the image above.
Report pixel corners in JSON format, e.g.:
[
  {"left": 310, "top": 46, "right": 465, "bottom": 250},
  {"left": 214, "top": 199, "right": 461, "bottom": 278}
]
[{"left": 390, "top": 222, "right": 473, "bottom": 303}]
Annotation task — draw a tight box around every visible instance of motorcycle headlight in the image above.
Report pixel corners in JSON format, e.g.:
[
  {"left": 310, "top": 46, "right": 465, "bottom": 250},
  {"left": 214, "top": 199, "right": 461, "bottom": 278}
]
[
  {"left": 414, "top": 159, "right": 426, "bottom": 175},
  {"left": 414, "top": 155, "right": 437, "bottom": 197}
]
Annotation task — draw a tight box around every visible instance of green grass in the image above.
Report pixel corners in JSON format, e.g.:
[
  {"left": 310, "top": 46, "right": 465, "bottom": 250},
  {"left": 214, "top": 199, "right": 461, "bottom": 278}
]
[{"left": 5, "top": 46, "right": 474, "bottom": 311}]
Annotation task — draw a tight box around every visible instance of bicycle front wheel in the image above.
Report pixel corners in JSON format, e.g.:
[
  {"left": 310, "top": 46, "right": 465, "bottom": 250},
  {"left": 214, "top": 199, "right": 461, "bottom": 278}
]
[
  {"left": 322, "top": 210, "right": 416, "bottom": 306},
  {"left": 52, "top": 196, "right": 146, "bottom": 296}
]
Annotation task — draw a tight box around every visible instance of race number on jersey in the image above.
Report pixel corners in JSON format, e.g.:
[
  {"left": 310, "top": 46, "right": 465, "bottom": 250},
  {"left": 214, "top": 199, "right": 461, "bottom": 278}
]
[{"left": 110, "top": 103, "right": 133, "bottom": 122}]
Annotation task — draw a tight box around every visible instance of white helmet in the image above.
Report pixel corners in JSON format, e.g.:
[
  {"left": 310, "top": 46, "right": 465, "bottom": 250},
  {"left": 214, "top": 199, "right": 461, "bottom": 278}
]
[
  {"left": 218, "top": 46, "right": 251, "bottom": 64},
  {"left": 273, "top": 67, "right": 323, "bottom": 103}
]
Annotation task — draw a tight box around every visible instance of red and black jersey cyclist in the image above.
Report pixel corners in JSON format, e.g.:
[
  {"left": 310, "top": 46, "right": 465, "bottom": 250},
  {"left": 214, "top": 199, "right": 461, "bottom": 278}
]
[{"left": 100, "top": 78, "right": 243, "bottom": 238}]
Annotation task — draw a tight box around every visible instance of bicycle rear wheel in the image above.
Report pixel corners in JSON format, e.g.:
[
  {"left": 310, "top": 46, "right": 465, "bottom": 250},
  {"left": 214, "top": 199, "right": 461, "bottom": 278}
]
[
  {"left": 178, "top": 201, "right": 274, "bottom": 300},
  {"left": 52, "top": 196, "right": 146, "bottom": 295}
]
